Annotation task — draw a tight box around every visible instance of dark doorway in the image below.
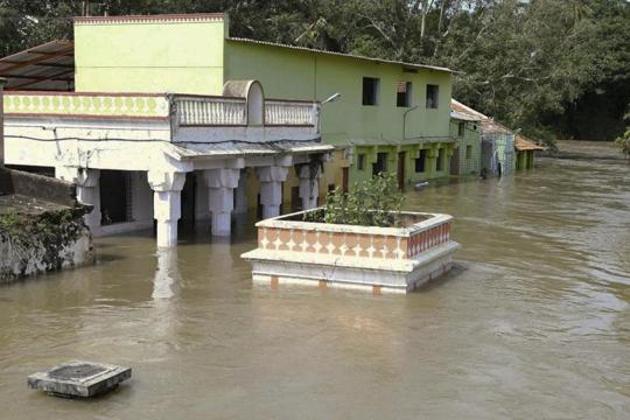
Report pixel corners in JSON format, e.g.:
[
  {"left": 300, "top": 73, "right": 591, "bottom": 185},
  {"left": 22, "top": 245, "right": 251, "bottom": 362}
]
[
  {"left": 180, "top": 172, "right": 196, "bottom": 228},
  {"left": 397, "top": 152, "right": 406, "bottom": 190},
  {"left": 342, "top": 167, "right": 349, "bottom": 193},
  {"left": 372, "top": 152, "right": 388, "bottom": 176},
  {"left": 450, "top": 149, "right": 460, "bottom": 175},
  {"left": 100, "top": 170, "right": 129, "bottom": 225}
]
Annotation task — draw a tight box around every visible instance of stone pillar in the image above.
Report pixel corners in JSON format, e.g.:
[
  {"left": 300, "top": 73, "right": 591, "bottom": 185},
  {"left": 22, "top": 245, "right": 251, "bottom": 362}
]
[
  {"left": 0, "top": 77, "right": 6, "bottom": 168},
  {"left": 256, "top": 166, "right": 289, "bottom": 219},
  {"left": 148, "top": 171, "right": 186, "bottom": 248},
  {"left": 203, "top": 168, "right": 240, "bottom": 237},
  {"left": 55, "top": 167, "right": 101, "bottom": 230},
  {"left": 233, "top": 169, "right": 248, "bottom": 214},
  {"left": 297, "top": 163, "right": 321, "bottom": 210}
]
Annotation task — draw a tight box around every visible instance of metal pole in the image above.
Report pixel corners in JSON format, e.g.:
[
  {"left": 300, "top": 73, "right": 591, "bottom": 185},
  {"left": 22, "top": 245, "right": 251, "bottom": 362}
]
[{"left": 0, "top": 77, "right": 7, "bottom": 168}]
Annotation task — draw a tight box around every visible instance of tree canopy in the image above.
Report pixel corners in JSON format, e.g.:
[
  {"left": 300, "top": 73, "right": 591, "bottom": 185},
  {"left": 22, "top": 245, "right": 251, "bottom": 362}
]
[{"left": 1, "top": 0, "right": 628, "bottom": 142}]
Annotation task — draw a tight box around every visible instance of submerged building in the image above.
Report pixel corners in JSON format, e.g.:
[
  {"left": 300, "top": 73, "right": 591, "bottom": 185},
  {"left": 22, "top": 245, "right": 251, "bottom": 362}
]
[
  {"left": 450, "top": 99, "right": 543, "bottom": 176},
  {"left": 0, "top": 12, "right": 459, "bottom": 246}
]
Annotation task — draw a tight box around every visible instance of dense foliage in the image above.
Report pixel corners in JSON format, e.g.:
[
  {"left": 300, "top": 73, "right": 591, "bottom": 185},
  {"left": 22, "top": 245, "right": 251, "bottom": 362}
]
[
  {"left": 306, "top": 173, "right": 405, "bottom": 227},
  {"left": 1, "top": 0, "right": 628, "bottom": 142}
]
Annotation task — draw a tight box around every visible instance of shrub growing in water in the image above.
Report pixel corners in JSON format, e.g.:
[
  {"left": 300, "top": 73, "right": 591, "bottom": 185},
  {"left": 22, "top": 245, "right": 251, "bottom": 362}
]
[
  {"left": 306, "top": 173, "right": 405, "bottom": 227},
  {"left": 615, "top": 128, "right": 630, "bottom": 161}
]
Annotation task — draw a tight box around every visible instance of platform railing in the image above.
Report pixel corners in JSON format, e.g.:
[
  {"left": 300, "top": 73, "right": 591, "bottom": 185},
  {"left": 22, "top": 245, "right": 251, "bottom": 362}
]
[
  {"left": 265, "top": 100, "right": 317, "bottom": 126},
  {"left": 174, "top": 96, "right": 247, "bottom": 126}
]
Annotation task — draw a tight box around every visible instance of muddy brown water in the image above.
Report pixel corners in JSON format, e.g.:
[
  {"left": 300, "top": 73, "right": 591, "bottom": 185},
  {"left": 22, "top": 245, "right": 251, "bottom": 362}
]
[{"left": 1, "top": 141, "right": 629, "bottom": 419}]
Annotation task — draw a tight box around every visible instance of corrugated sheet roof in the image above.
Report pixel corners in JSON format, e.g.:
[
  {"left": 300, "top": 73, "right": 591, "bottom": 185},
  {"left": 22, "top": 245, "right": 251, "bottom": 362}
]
[
  {"left": 228, "top": 37, "right": 452, "bottom": 73},
  {"left": 167, "top": 140, "right": 333, "bottom": 160},
  {"left": 0, "top": 40, "right": 74, "bottom": 91}
]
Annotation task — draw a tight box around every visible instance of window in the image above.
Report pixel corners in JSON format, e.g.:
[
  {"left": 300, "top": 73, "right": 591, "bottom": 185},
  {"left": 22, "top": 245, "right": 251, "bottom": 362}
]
[
  {"left": 426, "top": 84, "right": 439, "bottom": 109},
  {"left": 436, "top": 148, "right": 445, "bottom": 171},
  {"left": 458, "top": 122, "right": 465, "bottom": 137},
  {"left": 466, "top": 145, "right": 472, "bottom": 159},
  {"left": 396, "top": 81, "right": 413, "bottom": 107},
  {"left": 362, "top": 77, "right": 380, "bottom": 106},
  {"left": 328, "top": 184, "right": 336, "bottom": 192},
  {"left": 372, "top": 152, "right": 388, "bottom": 175},
  {"left": 357, "top": 154, "right": 366, "bottom": 170},
  {"left": 415, "top": 150, "right": 427, "bottom": 173}
]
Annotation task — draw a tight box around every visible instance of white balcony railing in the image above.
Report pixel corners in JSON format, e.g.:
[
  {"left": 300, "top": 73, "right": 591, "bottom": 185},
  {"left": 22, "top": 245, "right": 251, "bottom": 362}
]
[
  {"left": 174, "top": 96, "right": 247, "bottom": 126},
  {"left": 265, "top": 100, "right": 317, "bottom": 126},
  {"left": 174, "top": 96, "right": 318, "bottom": 127}
]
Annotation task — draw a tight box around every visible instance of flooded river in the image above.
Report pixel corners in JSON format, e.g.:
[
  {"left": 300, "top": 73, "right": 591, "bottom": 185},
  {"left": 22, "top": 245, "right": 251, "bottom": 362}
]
[{"left": 1, "top": 142, "right": 629, "bottom": 419}]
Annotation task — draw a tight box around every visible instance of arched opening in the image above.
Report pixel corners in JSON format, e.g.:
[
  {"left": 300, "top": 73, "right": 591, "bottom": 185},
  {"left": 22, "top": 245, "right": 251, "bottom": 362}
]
[
  {"left": 246, "top": 82, "right": 264, "bottom": 126},
  {"left": 222, "top": 80, "right": 265, "bottom": 126}
]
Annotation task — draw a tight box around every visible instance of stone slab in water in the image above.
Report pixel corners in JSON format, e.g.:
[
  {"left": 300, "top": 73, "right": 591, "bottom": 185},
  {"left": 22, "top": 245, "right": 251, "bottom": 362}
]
[{"left": 27, "top": 361, "right": 131, "bottom": 398}]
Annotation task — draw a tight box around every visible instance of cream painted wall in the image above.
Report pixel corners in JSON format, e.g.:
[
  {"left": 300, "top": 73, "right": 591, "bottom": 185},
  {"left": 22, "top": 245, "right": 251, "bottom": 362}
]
[{"left": 74, "top": 19, "right": 226, "bottom": 94}]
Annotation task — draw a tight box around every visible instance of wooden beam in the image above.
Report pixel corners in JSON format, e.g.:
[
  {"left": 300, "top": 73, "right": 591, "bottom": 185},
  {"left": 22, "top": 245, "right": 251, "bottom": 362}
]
[
  {"left": 0, "top": 61, "right": 73, "bottom": 69},
  {"left": 9, "top": 69, "right": 74, "bottom": 89},
  {"left": 1, "top": 47, "right": 74, "bottom": 73},
  {"left": 0, "top": 74, "right": 73, "bottom": 81}
]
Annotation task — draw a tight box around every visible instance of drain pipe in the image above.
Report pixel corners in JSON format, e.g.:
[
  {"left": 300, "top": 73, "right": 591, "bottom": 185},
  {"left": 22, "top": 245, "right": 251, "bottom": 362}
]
[
  {"left": 0, "top": 77, "right": 6, "bottom": 168},
  {"left": 402, "top": 105, "right": 419, "bottom": 140}
]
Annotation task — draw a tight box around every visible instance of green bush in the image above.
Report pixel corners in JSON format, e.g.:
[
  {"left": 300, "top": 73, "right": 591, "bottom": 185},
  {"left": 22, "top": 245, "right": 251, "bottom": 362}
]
[
  {"left": 306, "top": 173, "right": 405, "bottom": 227},
  {"left": 615, "top": 128, "right": 630, "bottom": 160}
]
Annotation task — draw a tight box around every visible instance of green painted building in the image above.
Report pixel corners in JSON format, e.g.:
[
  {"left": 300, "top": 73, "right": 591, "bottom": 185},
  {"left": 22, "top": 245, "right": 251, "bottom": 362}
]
[{"left": 73, "top": 13, "right": 455, "bottom": 193}]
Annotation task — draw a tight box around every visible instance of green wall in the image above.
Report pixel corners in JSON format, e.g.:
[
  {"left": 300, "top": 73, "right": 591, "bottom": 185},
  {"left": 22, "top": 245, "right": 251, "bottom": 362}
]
[
  {"left": 450, "top": 118, "right": 481, "bottom": 176},
  {"left": 74, "top": 19, "right": 226, "bottom": 94},
  {"left": 224, "top": 41, "right": 452, "bottom": 146}
]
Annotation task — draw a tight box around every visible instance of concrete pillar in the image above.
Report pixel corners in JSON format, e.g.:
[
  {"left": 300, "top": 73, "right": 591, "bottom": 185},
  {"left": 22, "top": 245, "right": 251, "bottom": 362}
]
[
  {"left": 256, "top": 166, "right": 289, "bottom": 219},
  {"left": 297, "top": 163, "right": 321, "bottom": 210},
  {"left": 234, "top": 169, "right": 248, "bottom": 214},
  {"left": 203, "top": 168, "right": 240, "bottom": 236},
  {"left": 148, "top": 171, "right": 186, "bottom": 248},
  {"left": 55, "top": 167, "right": 101, "bottom": 230},
  {"left": 0, "top": 77, "right": 6, "bottom": 168}
]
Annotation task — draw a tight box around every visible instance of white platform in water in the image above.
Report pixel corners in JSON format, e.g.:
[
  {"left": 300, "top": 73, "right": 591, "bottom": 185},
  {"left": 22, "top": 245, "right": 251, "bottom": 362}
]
[
  {"left": 27, "top": 361, "right": 131, "bottom": 398},
  {"left": 242, "top": 209, "right": 460, "bottom": 294}
]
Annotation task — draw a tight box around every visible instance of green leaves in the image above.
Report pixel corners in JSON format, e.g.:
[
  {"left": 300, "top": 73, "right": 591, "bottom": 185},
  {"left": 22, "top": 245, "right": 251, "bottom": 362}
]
[{"left": 310, "top": 173, "right": 405, "bottom": 227}]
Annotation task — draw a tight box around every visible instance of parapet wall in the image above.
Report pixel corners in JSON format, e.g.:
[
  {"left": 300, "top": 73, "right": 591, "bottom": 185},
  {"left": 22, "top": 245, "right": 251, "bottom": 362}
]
[
  {"left": 0, "top": 168, "right": 94, "bottom": 284},
  {"left": 0, "top": 167, "right": 77, "bottom": 206}
]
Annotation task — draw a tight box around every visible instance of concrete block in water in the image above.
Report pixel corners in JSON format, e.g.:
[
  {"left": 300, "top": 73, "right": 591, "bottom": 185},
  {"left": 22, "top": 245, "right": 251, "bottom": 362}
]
[{"left": 27, "top": 361, "right": 131, "bottom": 398}]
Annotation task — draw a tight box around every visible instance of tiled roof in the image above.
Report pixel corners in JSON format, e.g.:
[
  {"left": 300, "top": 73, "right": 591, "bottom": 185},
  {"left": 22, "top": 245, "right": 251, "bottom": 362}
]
[
  {"left": 74, "top": 13, "right": 225, "bottom": 25},
  {"left": 515, "top": 134, "right": 545, "bottom": 151}
]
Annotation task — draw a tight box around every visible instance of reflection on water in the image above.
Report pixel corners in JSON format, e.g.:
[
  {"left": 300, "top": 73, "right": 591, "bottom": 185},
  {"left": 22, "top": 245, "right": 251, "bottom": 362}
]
[
  {"left": 152, "top": 249, "right": 179, "bottom": 300},
  {"left": 0, "top": 141, "right": 629, "bottom": 419}
]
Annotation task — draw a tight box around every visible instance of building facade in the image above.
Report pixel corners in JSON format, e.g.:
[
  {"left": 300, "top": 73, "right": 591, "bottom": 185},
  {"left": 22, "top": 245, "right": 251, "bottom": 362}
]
[{"left": 0, "top": 12, "right": 459, "bottom": 246}]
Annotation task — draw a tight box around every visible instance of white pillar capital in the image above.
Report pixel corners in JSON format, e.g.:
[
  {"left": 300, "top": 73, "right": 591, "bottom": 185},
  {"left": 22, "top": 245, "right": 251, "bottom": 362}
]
[
  {"left": 203, "top": 168, "right": 240, "bottom": 189},
  {"left": 256, "top": 165, "right": 289, "bottom": 219},
  {"left": 297, "top": 162, "right": 322, "bottom": 210},
  {"left": 55, "top": 167, "right": 101, "bottom": 229},
  {"left": 55, "top": 166, "right": 100, "bottom": 187},
  {"left": 149, "top": 171, "right": 186, "bottom": 248},
  {"left": 204, "top": 168, "right": 241, "bottom": 237},
  {"left": 148, "top": 171, "right": 186, "bottom": 193},
  {"left": 255, "top": 166, "right": 289, "bottom": 183}
]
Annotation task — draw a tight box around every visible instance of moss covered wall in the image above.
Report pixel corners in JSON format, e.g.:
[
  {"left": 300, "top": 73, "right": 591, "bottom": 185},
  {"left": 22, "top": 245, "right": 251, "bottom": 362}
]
[{"left": 0, "top": 208, "right": 94, "bottom": 284}]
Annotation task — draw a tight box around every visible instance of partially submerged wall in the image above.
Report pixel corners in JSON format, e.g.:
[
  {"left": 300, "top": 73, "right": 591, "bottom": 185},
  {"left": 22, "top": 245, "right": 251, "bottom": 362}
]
[{"left": 0, "top": 168, "right": 95, "bottom": 284}]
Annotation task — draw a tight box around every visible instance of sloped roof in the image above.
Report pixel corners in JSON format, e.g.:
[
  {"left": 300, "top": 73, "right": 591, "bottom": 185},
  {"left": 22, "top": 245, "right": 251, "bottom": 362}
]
[
  {"left": 515, "top": 134, "right": 545, "bottom": 151},
  {"left": 0, "top": 40, "right": 74, "bottom": 91},
  {"left": 450, "top": 99, "right": 512, "bottom": 134},
  {"left": 228, "top": 37, "right": 452, "bottom": 73}
]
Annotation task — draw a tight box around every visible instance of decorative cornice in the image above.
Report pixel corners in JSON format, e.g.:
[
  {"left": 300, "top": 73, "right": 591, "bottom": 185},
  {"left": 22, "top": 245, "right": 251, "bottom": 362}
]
[{"left": 74, "top": 13, "right": 225, "bottom": 25}]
